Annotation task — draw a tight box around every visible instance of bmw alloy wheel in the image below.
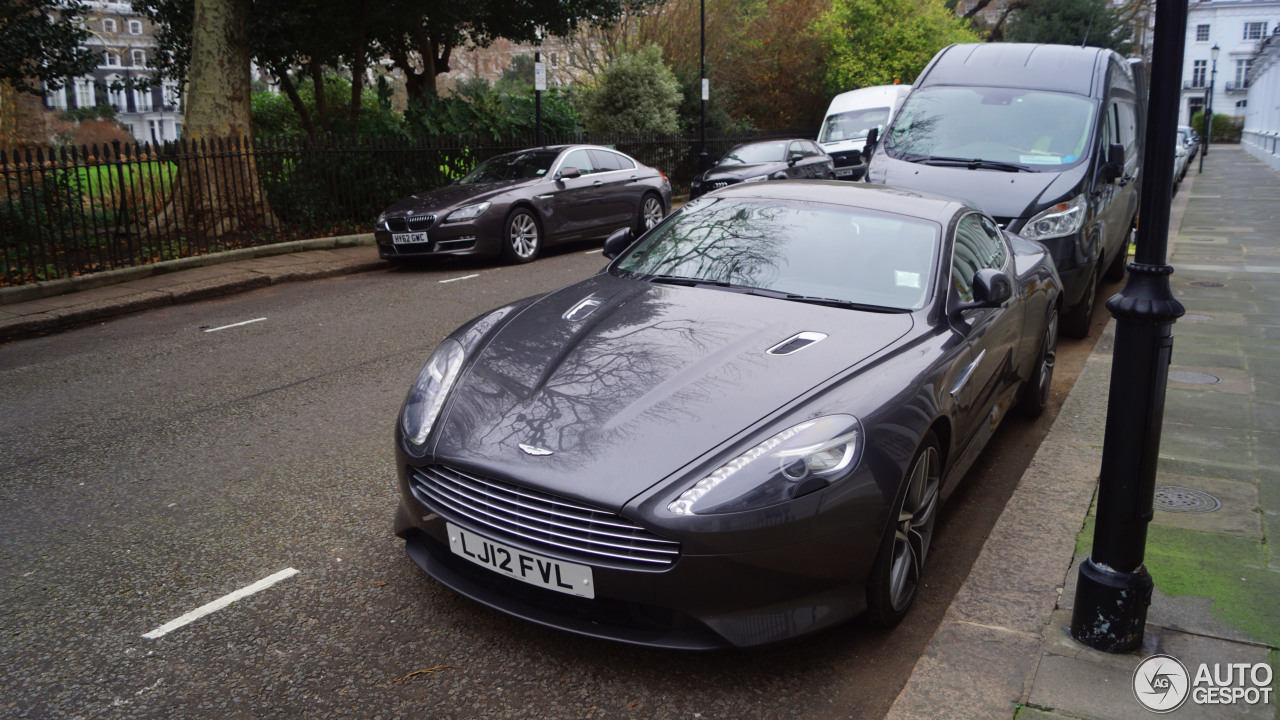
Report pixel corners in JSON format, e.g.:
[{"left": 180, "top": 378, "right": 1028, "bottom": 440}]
[
  {"left": 506, "top": 211, "right": 540, "bottom": 262},
  {"left": 642, "top": 196, "right": 664, "bottom": 230}
]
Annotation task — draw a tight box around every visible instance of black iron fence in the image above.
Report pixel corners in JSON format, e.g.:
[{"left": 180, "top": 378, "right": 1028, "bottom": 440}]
[{"left": 0, "top": 128, "right": 814, "bottom": 287}]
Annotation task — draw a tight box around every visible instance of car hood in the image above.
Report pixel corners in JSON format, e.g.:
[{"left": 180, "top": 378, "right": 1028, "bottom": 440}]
[
  {"left": 700, "top": 163, "right": 781, "bottom": 182},
  {"left": 867, "top": 155, "right": 1084, "bottom": 222},
  {"left": 384, "top": 180, "right": 534, "bottom": 214},
  {"left": 432, "top": 273, "right": 913, "bottom": 511}
]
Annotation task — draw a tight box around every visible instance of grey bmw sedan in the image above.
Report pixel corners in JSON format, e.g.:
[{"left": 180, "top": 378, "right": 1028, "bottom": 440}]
[
  {"left": 375, "top": 145, "right": 672, "bottom": 264},
  {"left": 393, "top": 181, "right": 1061, "bottom": 649}
]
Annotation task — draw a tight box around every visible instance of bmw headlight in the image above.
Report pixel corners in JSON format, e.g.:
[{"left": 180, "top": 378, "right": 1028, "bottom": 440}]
[
  {"left": 375, "top": 212, "right": 387, "bottom": 230},
  {"left": 741, "top": 174, "right": 769, "bottom": 183},
  {"left": 400, "top": 339, "right": 466, "bottom": 448},
  {"left": 1019, "top": 194, "right": 1086, "bottom": 241},
  {"left": 669, "top": 415, "right": 863, "bottom": 515},
  {"left": 445, "top": 202, "right": 491, "bottom": 223}
]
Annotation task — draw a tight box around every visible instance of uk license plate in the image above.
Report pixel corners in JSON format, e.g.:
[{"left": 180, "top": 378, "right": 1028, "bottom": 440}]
[
  {"left": 447, "top": 522, "right": 594, "bottom": 598},
  {"left": 392, "top": 232, "right": 428, "bottom": 245},
  {"left": 835, "top": 168, "right": 853, "bottom": 177}
]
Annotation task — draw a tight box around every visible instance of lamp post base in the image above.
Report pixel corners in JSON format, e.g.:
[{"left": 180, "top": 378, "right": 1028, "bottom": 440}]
[{"left": 1071, "top": 557, "right": 1154, "bottom": 653}]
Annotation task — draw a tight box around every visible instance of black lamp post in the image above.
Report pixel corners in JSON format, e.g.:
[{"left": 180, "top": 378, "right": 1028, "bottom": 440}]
[
  {"left": 1069, "top": 0, "right": 1187, "bottom": 652},
  {"left": 1200, "top": 43, "right": 1219, "bottom": 170},
  {"left": 699, "top": 0, "right": 708, "bottom": 173},
  {"left": 534, "top": 28, "right": 544, "bottom": 147}
]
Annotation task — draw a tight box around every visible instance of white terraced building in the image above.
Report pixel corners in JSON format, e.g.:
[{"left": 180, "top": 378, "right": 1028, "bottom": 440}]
[
  {"left": 1243, "top": 30, "right": 1280, "bottom": 169},
  {"left": 1179, "top": 0, "right": 1280, "bottom": 126}
]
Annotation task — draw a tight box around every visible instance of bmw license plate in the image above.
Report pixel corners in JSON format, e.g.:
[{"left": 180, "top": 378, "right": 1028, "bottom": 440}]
[
  {"left": 447, "top": 522, "right": 594, "bottom": 599},
  {"left": 392, "top": 232, "right": 428, "bottom": 245},
  {"left": 834, "top": 168, "right": 853, "bottom": 177}
]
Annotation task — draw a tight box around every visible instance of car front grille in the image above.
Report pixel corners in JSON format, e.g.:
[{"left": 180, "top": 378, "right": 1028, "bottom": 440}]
[
  {"left": 386, "top": 214, "right": 436, "bottom": 232},
  {"left": 829, "top": 151, "right": 863, "bottom": 166},
  {"left": 707, "top": 180, "right": 735, "bottom": 191},
  {"left": 408, "top": 465, "right": 681, "bottom": 570}
]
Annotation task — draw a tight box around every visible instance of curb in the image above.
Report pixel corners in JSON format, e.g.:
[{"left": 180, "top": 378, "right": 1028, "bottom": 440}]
[
  {"left": 0, "top": 233, "right": 375, "bottom": 306},
  {"left": 0, "top": 254, "right": 386, "bottom": 343}
]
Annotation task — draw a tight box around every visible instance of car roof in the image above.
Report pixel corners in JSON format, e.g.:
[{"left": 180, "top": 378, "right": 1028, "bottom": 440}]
[
  {"left": 708, "top": 180, "right": 971, "bottom": 224},
  {"left": 827, "top": 84, "right": 912, "bottom": 113},
  {"left": 920, "top": 43, "right": 1105, "bottom": 97}
]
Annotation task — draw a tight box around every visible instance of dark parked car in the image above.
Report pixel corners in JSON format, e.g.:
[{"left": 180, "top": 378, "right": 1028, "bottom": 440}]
[
  {"left": 392, "top": 181, "right": 1061, "bottom": 649},
  {"left": 375, "top": 145, "right": 672, "bottom": 264},
  {"left": 866, "top": 43, "right": 1146, "bottom": 337},
  {"left": 689, "top": 139, "right": 835, "bottom": 198}
]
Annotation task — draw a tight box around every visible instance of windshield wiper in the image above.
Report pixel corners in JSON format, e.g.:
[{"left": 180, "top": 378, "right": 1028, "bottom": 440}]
[
  {"left": 644, "top": 274, "right": 732, "bottom": 288},
  {"left": 737, "top": 287, "right": 908, "bottom": 313},
  {"left": 909, "top": 155, "right": 1030, "bottom": 172}
]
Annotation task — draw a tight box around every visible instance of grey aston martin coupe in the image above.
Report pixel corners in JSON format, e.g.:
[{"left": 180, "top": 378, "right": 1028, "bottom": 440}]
[{"left": 393, "top": 181, "right": 1061, "bottom": 649}]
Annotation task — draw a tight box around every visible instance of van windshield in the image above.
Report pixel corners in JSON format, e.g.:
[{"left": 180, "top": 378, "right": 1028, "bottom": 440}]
[
  {"left": 886, "top": 87, "right": 1096, "bottom": 170},
  {"left": 819, "top": 107, "right": 890, "bottom": 143}
]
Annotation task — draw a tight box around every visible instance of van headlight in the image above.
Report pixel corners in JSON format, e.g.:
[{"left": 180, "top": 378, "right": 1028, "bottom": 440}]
[
  {"left": 400, "top": 339, "right": 466, "bottom": 448},
  {"left": 669, "top": 415, "right": 863, "bottom": 515},
  {"left": 1019, "top": 194, "right": 1086, "bottom": 241}
]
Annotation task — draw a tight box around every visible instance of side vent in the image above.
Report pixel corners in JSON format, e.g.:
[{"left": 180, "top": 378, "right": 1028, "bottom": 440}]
[
  {"left": 767, "top": 331, "right": 828, "bottom": 356},
  {"left": 563, "top": 294, "right": 605, "bottom": 322}
]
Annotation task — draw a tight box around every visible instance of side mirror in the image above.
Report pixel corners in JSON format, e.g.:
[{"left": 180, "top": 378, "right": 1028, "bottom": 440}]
[
  {"left": 955, "top": 268, "right": 1012, "bottom": 314},
  {"left": 863, "top": 127, "right": 880, "bottom": 161},
  {"left": 557, "top": 166, "right": 582, "bottom": 180},
  {"left": 1102, "top": 142, "right": 1125, "bottom": 183},
  {"left": 602, "top": 227, "right": 632, "bottom": 259},
  {"left": 788, "top": 152, "right": 803, "bottom": 165}
]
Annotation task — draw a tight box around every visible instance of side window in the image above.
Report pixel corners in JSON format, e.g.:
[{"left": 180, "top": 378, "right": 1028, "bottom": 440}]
[
  {"left": 560, "top": 149, "right": 594, "bottom": 175},
  {"left": 951, "top": 214, "right": 1006, "bottom": 303},
  {"left": 587, "top": 149, "right": 623, "bottom": 171},
  {"left": 805, "top": 141, "right": 823, "bottom": 157},
  {"left": 788, "top": 141, "right": 805, "bottom": 158},
  {"left": 613, "top": 153, "right": 636, "bottom": 170},
  {"left": 1115, "top": 101, "right": 1137, "bottom": 149}
]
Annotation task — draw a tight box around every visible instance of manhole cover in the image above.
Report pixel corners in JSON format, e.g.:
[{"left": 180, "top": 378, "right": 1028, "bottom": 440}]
[
  {"left": 1169, "top": 370, "right": 1221, "bottom": 385},
  {"left": 1191, "top": 281, "right": 1225, "bottom": 288},
  {"left": 1154, "top": 486, "right": 1221, "bottom": 513}
]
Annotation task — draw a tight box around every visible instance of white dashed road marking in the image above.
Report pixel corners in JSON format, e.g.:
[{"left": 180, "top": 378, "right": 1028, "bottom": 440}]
[
  {"left": 439, "top": 274, "right": 479, "bottom": 284},
  {"left": 204, "top": 317, "right": 267, "bottom": 333},
  {"left": 142, "top": 568, "right": 300, "bottom": 639}
]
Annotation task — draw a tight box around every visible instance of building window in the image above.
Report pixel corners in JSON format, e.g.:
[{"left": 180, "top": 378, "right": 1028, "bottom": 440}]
[
  {"left": 75, "top": 77, "right": 95, "bottom": 107},
  {"left": 1192, "top": 59, "right": 1207, "bottom": 87},
  {"left": 1235, "top": 58, "right": 1252, "bottom": 86},
  {"left": 550, "top": 52, "right": 559, "bottom": 68},
  {"left": 102, "top": 18, "right": 116, "bottom": 32},
  {"left": 1244, "top": 22, "right": 1266, "bottom": 40},
  {"left": 133, "top": 86, "right": 152, "bottom": 112},
  {"left": 1196, "top": 24, "right": 1210, "bottom": 41},
  {"left": 1236, "top": 99, "right": 1248, "bottom": 109},
  {"left": 104, "top": 51, "right": 121, "bottom": 67},
  {"left": 131, "top": 49, "right": 145, "bottom": 67},
  {"left": 1189, "top": 97, "right": 1204, "bottom": 119},
  {"left": 162, "top": 81, "right": 179, "bottom": 109},
  {"left": 128, "top": 19, "right": 142, "bottom": 34},
  {"left": 106, "top": 75, "right": 126, "bottom": 111}
]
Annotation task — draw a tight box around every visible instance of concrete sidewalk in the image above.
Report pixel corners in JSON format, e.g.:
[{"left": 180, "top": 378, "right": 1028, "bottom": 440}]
[
  {"left": 0, "top": 235, "right": 382, "bottom": 342},
  {"left": 886, "top": 145, "right": 1279, "bottom": 719}
]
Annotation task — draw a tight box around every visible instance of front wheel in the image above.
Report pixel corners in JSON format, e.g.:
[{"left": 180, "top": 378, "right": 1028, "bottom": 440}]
[
  {"left": 1061, "top": 265, "right": 1098, "bottom": 339},
  {"left": 1017, "top": 308, "right": 1058, "bottom": 418},
  {"left": 866, "top": 431, "right": 942, "bottom": 628},
  {"left": 501, "top": 208, "right": 541, "bottom": 264}
]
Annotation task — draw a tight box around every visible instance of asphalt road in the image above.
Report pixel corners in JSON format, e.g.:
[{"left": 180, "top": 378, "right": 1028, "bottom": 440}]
[{"left": 0, "top": 241, "right": 1114, "bottom": 719}]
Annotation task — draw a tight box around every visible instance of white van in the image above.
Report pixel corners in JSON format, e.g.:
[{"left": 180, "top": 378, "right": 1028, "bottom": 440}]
[{"left": 817, "top": 84, "right": 912, "bottom": 180}]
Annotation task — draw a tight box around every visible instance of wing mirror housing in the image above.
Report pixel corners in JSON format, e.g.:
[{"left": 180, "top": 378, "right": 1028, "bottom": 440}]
[
  {"left": 1101, "top": 142, "right": 1125, "bottom": 183},
  {"left": 863, "top": 127, "right": 879, "bottom": 162},
  {"left": 954, "top": 268, "right": 1013, "bottom": 314},
  {"left": 602, "top": 227, "right": 633, "bottom": 259},
  {"left": 557, "top": 166, "right": 582, "bottom": 180},
  {"left": 788, "top": 152, "right": 803, "bottom": 166}
]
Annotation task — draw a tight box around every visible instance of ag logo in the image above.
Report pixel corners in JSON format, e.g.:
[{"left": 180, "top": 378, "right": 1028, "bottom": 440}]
[{"left": 1133, "top": 654, "right": 1190, "bottom": 713}]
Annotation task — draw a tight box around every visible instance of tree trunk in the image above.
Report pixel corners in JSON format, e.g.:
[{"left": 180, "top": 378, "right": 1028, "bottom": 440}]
[
  {"left": 170, "top": 0, "right": 277, "bottom": 243},
  {"left": 0, "top": 81, "right": 17, "bottom": 150}
]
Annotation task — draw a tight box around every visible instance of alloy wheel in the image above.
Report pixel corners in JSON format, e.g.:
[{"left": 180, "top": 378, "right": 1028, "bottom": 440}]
[
  {"left": 642, "top": 196, "right": 664, "bottom": 230},
  {"left": 1039, "top": 311, "right": 1058, "bottom": 401},
  {"left": 888, "top": 445, "right": 941, "bottom": 612},
  {"left": 509, "top": 213, "right": 539, "bottom": 260}
]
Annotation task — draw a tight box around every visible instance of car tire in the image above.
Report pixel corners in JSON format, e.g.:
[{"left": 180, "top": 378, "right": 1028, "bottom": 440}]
[
  {"left": 866, "top": 430, "right": 942, "bottom": 628},
  {"left": 501, "top": 208, "right": 541, "bottom": 264},
  {"left": 634, "top": 193, "right": 665, "bottom": 236},
  {"left": 828, "top": 172, "right": 837, "bottom": 180},
  {"left": 1061, "top": 264, "right": 1099, "bottom": 339},
  {"left": 1017, "top": 307, "right": 1058, "bottom": 418},
  {"left": 1104, "top": 222, "right": 1133, "bottom": 282}
]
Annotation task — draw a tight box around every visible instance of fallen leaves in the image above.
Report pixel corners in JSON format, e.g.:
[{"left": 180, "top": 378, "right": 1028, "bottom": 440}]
[{"left": 390, "top": 665, "right": 459, "bottom": 684}]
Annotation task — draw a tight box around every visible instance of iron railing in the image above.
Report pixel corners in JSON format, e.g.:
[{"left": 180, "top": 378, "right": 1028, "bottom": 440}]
[{"left": 0, "top": 129, "right": 814, "bottom": 286}]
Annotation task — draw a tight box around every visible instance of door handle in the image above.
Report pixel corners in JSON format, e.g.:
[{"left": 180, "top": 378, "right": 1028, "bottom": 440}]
[
  {"left": 592, "top": 181, "right": 603, "bottom": 187},
  {"left": 950, "top": 349, "right": 986, "bottom": 396}
]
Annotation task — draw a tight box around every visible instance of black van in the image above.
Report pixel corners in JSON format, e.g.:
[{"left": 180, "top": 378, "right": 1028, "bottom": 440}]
[{"left": 865, "top": 43, "right": 1145, "bottom": 337}]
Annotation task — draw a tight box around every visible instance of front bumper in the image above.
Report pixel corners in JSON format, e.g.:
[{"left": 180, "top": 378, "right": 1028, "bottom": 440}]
[
  {"left": 393, "top": 458, "right": 887, "bottom": 649},
  {"left": 375, "top": 213, "right": 503, "bottom": 259}
]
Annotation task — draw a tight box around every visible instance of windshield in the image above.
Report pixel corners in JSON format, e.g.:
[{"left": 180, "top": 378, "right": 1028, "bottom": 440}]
[
  {"left": 819, "top": 107, "right": 890, "bottom": 143},
  {"left": 718, "top": 142, "right": 787, "bottom": 165},
  {"left": 887, "top": 87, "right": 1097, "bottom": 169},
  {"left": 458, "top": 150, "right": 560, "bottom": 184},
  {"left": 613, "top": 198, "right": 939, "bottom": 310}
]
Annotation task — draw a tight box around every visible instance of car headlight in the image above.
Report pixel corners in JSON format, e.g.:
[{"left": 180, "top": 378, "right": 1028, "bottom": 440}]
[
  {"left": 741, "top": 175, "right": 769, "bottom": 183},
  {"left": 1019, "top": 194, "right": 1086, "bottom": 241},
  {"left": 445, "top": 202, "right": 491, "bottom": 223},
  {"left": 400, "top": 338, "right": 466, "bottom": 448},
  {"left": 669, "top": 415, "right": 863, "bottom": 515},
  {"left": 376, "top": 212, "right": 387, "bottom": 230}
]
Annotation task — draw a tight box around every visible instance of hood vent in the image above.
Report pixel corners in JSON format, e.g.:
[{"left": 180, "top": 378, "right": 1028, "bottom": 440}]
[
  {"left": 562, "top": 294, "right": 605, "bottom": 323},
  {"left": 767, "top": 331, "right": 828, "bottom": 356}
]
